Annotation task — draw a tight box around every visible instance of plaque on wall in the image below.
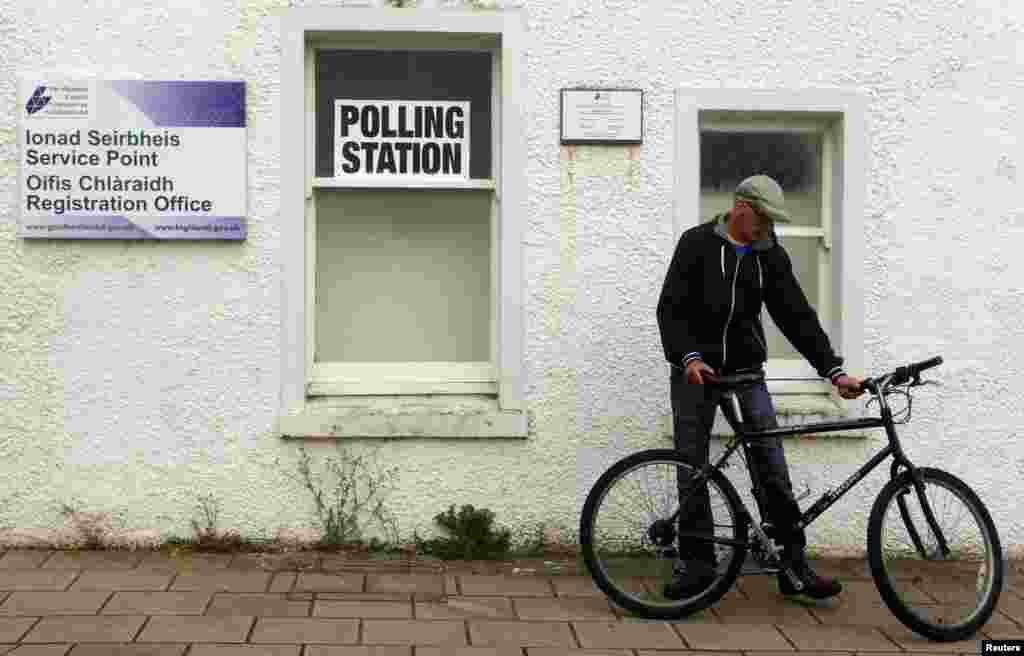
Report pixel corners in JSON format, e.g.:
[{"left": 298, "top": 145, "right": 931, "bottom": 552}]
[{"left": 560, "top": 88, "right": 643, "bottom": 145}]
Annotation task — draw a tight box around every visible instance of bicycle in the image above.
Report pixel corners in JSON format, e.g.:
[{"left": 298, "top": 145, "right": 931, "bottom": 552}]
[{"left": 579, "top": 356, "right": 1004, "bottom": 642}]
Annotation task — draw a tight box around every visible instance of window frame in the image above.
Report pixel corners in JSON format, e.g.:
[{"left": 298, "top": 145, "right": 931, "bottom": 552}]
[
  {"left": 701, "top": 118, "right": 833, "bottom": 380},
  {"left": 280, "top": 9, "right": 525, "bottom": 418},
  {"left": 675, "top": 89, "right": 867, "bottom": 396}
]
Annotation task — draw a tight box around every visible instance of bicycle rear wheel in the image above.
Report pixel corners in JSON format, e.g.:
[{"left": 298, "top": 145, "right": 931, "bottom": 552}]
[
  {"left": 867, "top": 467, "right": 1003, "bottom": 642},
  {"left": 579, "top": 448, "right": 748, "bottom": 619}
]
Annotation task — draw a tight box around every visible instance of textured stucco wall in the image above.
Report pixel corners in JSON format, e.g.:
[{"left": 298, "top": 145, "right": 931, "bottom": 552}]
[{"left": 1, "top": 0, "right": 1022, "bottom": 556}]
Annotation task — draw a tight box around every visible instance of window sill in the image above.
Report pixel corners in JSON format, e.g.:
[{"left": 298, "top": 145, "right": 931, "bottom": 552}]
[
  {"left": 661, "top": 393, "right": 871, "bottom": 441},
  {"left": 278, "top": 397, "right": 527, "bottom": 439}
]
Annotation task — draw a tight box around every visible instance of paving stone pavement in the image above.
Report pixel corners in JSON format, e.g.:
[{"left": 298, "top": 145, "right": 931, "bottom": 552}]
[{"left": 0, "top": 550, "right": 1019, "bottom": 655}]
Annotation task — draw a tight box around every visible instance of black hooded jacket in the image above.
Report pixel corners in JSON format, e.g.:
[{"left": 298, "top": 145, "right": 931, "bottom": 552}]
[{"left": 656, "top": 212, "right": 847, "bottom": 382}]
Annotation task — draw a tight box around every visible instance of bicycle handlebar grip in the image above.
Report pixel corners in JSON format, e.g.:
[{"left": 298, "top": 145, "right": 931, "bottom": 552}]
[
  {"left": 912, "top": 355, "right": 943, "bottom": 374},
  {"left": 892, "top": 355, "right": 943, "bottom": 386},
  {"left": 863, "top": 355, "right": 943, "bottom": 392}
]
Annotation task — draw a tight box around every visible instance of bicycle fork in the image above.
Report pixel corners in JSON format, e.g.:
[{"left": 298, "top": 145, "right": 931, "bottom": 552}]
[
  {"left": 891, "top": 461, "right": 952, "bottom": 560},
  {"left": 881, "top": 391, "right": 953, "bottom": 561}
]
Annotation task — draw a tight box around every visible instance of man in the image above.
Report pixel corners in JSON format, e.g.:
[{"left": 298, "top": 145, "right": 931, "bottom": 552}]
[{"left": 656, "top": 174, "right": 864, "bottom": 600}]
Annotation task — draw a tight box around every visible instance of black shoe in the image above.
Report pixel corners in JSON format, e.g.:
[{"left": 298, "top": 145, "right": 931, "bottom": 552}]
[
  {"left": 663, "top": 560, "right": 717, "bottom": 600},
  {"left": 777, "top": 559, "right": 842, "bottom": 599}
]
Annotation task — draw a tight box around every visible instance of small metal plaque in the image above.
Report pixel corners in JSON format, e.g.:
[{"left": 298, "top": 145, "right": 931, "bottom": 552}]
[{"left": 560, "top": 88, "right": 643, "bottom": 144}]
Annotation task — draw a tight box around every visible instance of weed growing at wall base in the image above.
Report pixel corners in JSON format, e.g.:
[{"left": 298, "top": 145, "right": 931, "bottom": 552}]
[
  {"left": 278, "top": 443, "right": 403, "bottom": 550},
  {"left": 59, "top": 504, "right": 114, "bottom": 549},
  {"left": 414, "top": 503, "right": 513, "bottom": 560},
  {"left": 1, "top": 457, "right": 576, "bottom": 560},
  {"left": 186, "top": 492, "right": 244, "bottom": 552}
]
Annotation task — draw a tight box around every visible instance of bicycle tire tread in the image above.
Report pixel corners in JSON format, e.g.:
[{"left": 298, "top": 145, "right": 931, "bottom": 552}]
[
  {"left": 866, "top": 467, "right": 1004, "bottom": 642},
  {"left": 579, "top": 448, "right": 749, "bottom": 619}
]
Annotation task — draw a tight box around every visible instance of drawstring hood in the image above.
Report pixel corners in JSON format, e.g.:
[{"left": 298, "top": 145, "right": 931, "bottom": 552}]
[{"left": 720, "top": 242, "right": 764, "bottom": 291}]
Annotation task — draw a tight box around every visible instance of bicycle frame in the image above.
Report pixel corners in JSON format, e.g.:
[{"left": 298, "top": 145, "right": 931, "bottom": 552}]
[{"left": 678, "top": 379, "right": 951, "bottom": 559}]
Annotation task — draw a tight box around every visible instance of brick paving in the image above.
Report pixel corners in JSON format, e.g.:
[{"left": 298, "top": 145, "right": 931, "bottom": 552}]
[{"left": 0, "top": 550, "right": 1018, "bottom": 655}]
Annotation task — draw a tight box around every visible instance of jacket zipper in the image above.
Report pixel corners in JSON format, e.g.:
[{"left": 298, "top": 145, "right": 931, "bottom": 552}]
[
  {"left": 751, "top": 323, "right": 767, "bottom": 360},
  {"left": 752, "top": 257, "right": 767, "bottom": 362},
  {"left": 721, "top": 252, "right": 744, "bottom": 368}
]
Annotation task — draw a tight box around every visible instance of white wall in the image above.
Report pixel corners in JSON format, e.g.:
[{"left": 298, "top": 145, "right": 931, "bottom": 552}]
[{"left": 0, "top": 0, "right": 1021, "bottom": 556}]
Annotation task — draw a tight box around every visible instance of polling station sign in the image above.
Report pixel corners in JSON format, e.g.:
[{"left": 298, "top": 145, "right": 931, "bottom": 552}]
[
  {"left": 334, "top": 100, "right": 469, "bottom": 181},
  {"left": 18, "top": 77, "right": 246, "bottom": 240}
]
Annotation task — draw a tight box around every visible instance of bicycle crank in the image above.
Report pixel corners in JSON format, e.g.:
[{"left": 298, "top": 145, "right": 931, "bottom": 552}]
[{"left": 647, "top": 518, "right": 676, "bottom": 548}]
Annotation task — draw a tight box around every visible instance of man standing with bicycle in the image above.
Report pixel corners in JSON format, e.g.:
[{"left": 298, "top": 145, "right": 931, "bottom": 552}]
[{"left": 656, "top": 174, "right": 864, "bottom": 600}]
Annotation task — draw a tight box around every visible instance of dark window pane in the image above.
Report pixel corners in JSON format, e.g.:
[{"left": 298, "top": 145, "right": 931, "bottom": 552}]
[
  {"left": 700, "top": 132, "right": 819, "bottom": 192},
  {"left": 316, "top": 50, "right": 492, "bottom": 179}
]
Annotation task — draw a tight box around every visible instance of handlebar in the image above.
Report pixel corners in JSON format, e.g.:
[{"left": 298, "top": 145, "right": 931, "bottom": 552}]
[
  {"left": 702, "top": 371, "right": 764, "bottom": 386},
  {"left": 671, "top": 356, "right": 943, "bottom": 395},
  {"left": 862, "top": 355, "right": 943, "bottom": 394}
]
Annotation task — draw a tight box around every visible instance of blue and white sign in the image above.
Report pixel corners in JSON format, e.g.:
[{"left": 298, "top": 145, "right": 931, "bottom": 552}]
[{"left": 18, "top": 77, "right": 247, "bottom": 240}]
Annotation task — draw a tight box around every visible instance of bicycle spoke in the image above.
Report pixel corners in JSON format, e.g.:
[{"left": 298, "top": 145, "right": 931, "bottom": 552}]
[
  {"left": 869, "top": 468, "right": 1002, "bottom": 641},
  {"left": 583, "top": 453, "right": 747, "bottom": 615}
]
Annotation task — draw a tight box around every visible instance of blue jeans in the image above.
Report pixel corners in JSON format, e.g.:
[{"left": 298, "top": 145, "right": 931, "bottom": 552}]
[{"left": 670, "top": 366, "right": 806, "bottom": 562}]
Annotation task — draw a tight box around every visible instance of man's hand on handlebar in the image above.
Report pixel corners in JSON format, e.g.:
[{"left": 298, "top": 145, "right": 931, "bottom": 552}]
[
  {"left": 680, "top": 357, "right": 941, "bottom": 400},
  {"left": 685, "top": 360, "right": 718, "bottom": 385},
  {"left": 834, "top": 374, "right": 865, "bottom": 400}
]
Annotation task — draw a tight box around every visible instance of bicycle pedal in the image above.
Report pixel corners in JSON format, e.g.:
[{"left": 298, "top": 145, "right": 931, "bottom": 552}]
[{"left": 742, "top": 553, "right": 780, "bottom": 576}]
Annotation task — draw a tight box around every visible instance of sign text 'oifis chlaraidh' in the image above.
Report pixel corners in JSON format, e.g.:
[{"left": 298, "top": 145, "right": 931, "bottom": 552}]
[
  {"left": 18, "top": 77, "right": 246, "bottom": 240},
  {"left": 334, "top": 100, "right": 469, "bottom": 181}
]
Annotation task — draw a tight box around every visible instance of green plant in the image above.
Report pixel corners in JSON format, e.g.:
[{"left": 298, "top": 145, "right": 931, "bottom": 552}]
[
  {"left": 59, "top": 504, "right": 115, "bottom": 549},
  {"left": 507, "top": 521, "right": 547, "bottom": 557},
  {"left": 276, "top": 443, "right": 401, "bottom": 551},
  {"left": 384, "top": 0, "right": 417, "bottom": 7},
  {"left": 414, "top": 504, "right": 512, "bottom": 560},
  {"left": 188, "top": 493, "right": 245, "bottom": 552}
]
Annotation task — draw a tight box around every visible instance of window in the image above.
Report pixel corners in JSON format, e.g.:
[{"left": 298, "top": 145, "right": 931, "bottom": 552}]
[
  {"left": 701, "top": 127, "right": 831, "bottom": 364},
  {"left": 675, "top": 91, "right": 867, "bottom": 396},
  {"left": 310, "top": 47, "right": 495, "bottom": 394},
  {"left": 279, "top": 9, "right": 526, "bottom": 437},
  {"left": 314, "top": 50, "right": 493, "bottom": 180}
]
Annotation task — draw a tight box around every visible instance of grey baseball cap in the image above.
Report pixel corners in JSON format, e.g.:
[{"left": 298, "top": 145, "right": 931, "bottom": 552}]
[{"left": 734, "top": 174, "right": 791, "bottom": 223}]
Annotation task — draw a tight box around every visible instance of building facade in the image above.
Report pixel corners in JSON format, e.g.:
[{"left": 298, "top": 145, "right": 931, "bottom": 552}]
[{"left": 1, "top": 0, "right": 1022, "bottom": 556}]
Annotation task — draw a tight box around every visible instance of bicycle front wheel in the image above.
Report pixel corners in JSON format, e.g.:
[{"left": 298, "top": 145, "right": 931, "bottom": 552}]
[
  {"left": 867, "top": 467, "right": 1003, "bottom": 642},
  {"left": 579, "top": 449, "right": 748, "bottom": 619}
]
